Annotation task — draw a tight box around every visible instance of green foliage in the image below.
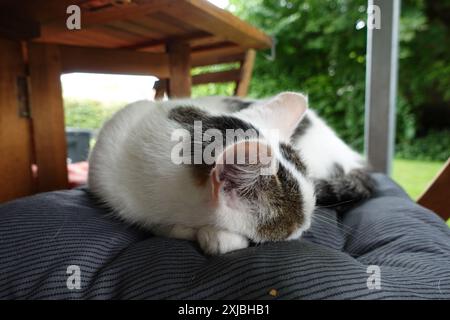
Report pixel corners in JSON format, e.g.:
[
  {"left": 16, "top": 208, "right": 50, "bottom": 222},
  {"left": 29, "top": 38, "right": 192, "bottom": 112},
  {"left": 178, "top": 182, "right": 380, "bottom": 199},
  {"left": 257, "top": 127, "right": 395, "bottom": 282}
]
[
  {"left": 64, "top": 99, "right": 124, "bottom": 129},
  {"left": 396, "top": 130, "right": 450, "bottom": 161},
  {"left": 192, "top": 83, "right": 235, "bottom": 98},
  {"left": 191, "top": 63, "right": 238, "bottom": 97},
  {"left": 191, "top": 63, "right": 240, "bottom": 76},
  {"left": 226, "top": 0, "right": 450, "bottom": 157},
  {"left": 230, "top": 0, "right": 369, "bottom": 150}
]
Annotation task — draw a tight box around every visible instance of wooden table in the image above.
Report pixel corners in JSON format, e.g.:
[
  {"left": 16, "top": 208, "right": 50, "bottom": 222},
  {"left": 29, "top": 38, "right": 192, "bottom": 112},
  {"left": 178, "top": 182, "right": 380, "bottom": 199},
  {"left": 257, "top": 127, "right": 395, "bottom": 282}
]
[{"left": 0, "top": 0, "right": 272, "bottom": 202}]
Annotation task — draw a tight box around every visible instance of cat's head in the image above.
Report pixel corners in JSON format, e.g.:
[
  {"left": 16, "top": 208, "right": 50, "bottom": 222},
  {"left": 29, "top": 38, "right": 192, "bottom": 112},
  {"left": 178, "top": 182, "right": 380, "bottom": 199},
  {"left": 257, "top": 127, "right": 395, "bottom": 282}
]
[{"left": 211, "top": 92, "right": 316, "bottom": 243}]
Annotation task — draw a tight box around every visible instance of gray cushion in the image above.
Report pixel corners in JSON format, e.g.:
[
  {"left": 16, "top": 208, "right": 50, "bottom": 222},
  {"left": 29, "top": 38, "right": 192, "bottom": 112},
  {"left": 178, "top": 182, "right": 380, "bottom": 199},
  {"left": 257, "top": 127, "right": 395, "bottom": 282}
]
[{"left": 0, "top": 174, "right": 449, "bottom": 299}]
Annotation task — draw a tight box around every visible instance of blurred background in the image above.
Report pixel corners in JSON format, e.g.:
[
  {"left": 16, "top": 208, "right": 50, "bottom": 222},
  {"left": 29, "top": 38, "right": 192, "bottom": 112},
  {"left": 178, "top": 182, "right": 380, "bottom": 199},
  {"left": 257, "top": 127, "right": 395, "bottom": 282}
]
[{"left": 62, "top": 0, "right": 449, "bottom": 200}]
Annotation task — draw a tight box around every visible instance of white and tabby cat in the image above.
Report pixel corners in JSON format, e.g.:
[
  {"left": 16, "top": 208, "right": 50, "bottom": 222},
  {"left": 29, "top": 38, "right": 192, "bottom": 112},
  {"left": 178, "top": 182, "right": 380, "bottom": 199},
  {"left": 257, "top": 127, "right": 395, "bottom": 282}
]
[
  {"left": 89, "top": 92, "right": 374, "bottom": 255},
  {"left": 89, "top": 92, "right": 317, "bottom": 255}
]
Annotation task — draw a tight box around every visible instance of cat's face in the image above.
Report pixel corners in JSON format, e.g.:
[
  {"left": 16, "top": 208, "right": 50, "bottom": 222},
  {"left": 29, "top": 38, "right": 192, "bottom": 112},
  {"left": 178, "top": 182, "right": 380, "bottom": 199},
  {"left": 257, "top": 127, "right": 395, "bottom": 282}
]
[
  {"left": 211, "top": 139, "right": 316, "bottom": 243},
  {"left": 210, "top": 93, "right": 316, "bottom": 242}
]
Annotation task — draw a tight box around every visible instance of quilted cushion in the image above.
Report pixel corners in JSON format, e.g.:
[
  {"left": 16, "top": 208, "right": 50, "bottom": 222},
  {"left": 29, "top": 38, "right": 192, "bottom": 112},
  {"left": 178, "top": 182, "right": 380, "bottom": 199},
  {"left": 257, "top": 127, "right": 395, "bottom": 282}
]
[{"left": 0, "top": 174, "right": 449, "bottom": 299}]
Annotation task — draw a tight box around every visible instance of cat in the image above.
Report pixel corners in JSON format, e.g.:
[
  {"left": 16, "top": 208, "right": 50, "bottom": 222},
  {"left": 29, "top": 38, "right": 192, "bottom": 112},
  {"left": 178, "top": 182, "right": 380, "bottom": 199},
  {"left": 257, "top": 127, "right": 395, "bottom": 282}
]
[
  {"left": 88, "top": 92, "right": 317, "bottom": 255},
  {"left": 193, "top": 95, "right": 375, "bottom": 212}
]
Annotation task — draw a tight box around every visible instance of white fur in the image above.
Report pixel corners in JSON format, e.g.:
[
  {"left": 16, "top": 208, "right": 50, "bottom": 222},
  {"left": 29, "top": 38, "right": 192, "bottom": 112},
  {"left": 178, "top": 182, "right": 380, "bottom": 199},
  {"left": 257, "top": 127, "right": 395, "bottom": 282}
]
[
  {"left": 234, "top": 92, "right": 308, "bottom": 143},
  {"left": 89, "top": 101, "right": 212, "bottom": 230},
  {"left": 197, "top": 226, "right": 249, "bottom": 255},
  {"left": 88, "top": 94, "right": 316, "bottom": 255},
  {"left": 293, "top": 109, "right": 364, "bottom": 179}
]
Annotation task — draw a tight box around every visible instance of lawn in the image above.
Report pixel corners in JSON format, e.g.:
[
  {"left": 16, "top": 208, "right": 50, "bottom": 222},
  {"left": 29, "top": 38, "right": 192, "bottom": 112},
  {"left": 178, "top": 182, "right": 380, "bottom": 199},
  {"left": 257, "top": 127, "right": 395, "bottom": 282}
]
[
  {"left": 392, "top": 158, "right": 444, "bottom": 200},
  {"left": 392, "top": 158, "right": 449, "bottom": 227}
]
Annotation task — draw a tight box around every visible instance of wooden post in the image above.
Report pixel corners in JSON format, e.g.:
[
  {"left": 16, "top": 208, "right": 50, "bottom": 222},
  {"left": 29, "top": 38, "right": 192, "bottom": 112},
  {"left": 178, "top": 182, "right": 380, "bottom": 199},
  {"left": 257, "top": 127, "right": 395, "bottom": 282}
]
[
  {"left": 364, "top": 0, "right": 400, "bottom": 175},
  {"left": 235, "top": 49, "right": 256, "bottom": 97},
  {"left": 28, "top": 43, "right": 69, "bottom": 192},
  {"left": 153, "top": 79, "right": 168, "bottom": 100},
  {"left": 0, "top": 38, "right": 34, "bottom": 202},
  {"left": 167, "top": 41, "right": 191, "bottom": 98}
]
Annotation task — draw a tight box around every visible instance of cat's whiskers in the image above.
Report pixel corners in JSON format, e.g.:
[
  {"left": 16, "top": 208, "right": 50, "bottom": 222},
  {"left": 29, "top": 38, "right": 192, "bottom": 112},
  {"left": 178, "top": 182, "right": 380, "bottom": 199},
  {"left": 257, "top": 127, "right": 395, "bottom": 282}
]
[
  {"left": 312, "top": 212, "right": 357, "bottom": 236},
  {"left": 315, "top": 198, "right": 358, "bottom": 209},
  {"left": 312, "top": 210, "right": 381, "bottom": 252}
]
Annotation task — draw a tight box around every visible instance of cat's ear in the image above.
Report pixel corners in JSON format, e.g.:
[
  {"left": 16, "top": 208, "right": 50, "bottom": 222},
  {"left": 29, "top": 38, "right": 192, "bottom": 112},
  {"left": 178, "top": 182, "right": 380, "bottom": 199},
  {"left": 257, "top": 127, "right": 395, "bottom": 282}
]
[
  {"left": 210, "top": 140, "right": 273, "bottom": 203},
  {"left": 249, "top": 92, "right": 308, "bottom": 141}
]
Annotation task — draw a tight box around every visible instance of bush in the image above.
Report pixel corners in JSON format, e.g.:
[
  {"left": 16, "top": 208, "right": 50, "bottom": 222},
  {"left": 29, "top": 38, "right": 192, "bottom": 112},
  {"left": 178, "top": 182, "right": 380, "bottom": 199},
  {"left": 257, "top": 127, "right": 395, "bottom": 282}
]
[
  {"left": 64, "top": 99, "right": 124, "bottom": 130},
  {"left": 396, "top": 130, "right": 450, "bottom": 161}
]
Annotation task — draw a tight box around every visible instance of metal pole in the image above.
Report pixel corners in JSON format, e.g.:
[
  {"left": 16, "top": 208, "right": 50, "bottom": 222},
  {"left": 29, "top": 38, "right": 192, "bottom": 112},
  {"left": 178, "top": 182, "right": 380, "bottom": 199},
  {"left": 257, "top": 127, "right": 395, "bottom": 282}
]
[{"left": 364, "top": 0, "right": 400, "bottom": 175}]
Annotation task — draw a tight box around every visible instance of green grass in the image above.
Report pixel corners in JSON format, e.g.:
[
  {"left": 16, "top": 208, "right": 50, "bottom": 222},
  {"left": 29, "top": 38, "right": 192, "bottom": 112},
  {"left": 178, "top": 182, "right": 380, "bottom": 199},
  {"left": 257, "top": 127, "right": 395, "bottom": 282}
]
[
  {"left": 392, "top": 158, "right": 450, "bottom": 227},
  {"left": 392, "top": 158, "right": 444, "bottom": 200}
]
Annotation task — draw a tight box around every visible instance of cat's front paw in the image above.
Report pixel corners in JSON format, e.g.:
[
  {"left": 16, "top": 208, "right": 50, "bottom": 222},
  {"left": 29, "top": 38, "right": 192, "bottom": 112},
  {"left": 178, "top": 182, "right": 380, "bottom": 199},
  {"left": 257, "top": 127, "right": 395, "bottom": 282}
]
[{"left": 197, "top": 226, "right": 249, "bottom": 255}]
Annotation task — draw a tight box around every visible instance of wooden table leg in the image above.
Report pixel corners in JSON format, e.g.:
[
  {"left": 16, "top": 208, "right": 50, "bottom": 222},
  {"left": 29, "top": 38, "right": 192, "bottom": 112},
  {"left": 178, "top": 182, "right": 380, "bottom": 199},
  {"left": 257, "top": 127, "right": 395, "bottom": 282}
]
[
  {"left": 0, "top": 38, "right": 35, "bottom": 202},
  {"left": 153, "top": 79, "right": 168, "bottom": 100},
  {"left": 28, "top": 43, "right": 68, "bottom": 192},
  {"left": 167, "top": 41, "right": 191, "bottom": 98},
  {"left": 234, "top": 49, "right": 255, "bottom": 97}
]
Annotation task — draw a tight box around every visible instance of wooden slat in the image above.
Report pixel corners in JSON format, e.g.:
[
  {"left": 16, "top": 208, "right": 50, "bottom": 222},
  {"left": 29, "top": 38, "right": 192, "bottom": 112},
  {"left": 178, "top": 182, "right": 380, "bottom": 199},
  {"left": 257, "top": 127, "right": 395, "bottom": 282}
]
[
  {"left": 192, "top": 69, "right": 241, "bottom": 85},
  {"left": 0, "top": 38, "right": 35, "bottom": 202},
  {"left": 124, "top": 31, "right": 210, "bottom": 50},
  {"left": 133, "top": 13, "right": 187, "bottom": 36},
  {"left": 34, "top": 31, "right": 101, "bottom": 47},
  {"left": 235, "top": 49, "right": 256, "bottom": 97},
  {"left": 191, "top": 45, "right": 245, "bottom": 66},
  {"left": 41, "top": 28, "right": 132, "bottom": 48},
  {"left": 140, "top": 44, "right": 165, "bottom": 53},
  {"left": 192, "top": 41, "right": 236, "bottom": 52},
  {"left": 162, "top": 0, "right": 272, "bottom": 49},
  {"left": 69, "top": 28, "right": 132, "bottom": 47},
  {"left": 38, "top": 0, "right": 171, "bottom": 41},
  {"left": 59, "top": 44, "right": 170, "bottom": 77},
  {"left": 190, "top": 35, "right": 224, "bottom": 48},
  {"left": 0, "top": 0, "right": 86, "bottom": 24},
  {"left": 418, "top": 158, "right": 450, "bottom": 220},
  {"left": 151, "top": 12, "right": 198, "bottom": 33},
  {"left": 167, "top": 41, "right": 191, "bottom": 98},
  {"left": 109, "top": 20, "right": 164, "bottom": 39},
  {"left": 27, "top": 43, "right": 68, "bottom": 192},
  {"left": 100, "top": 24, "right": 150, "bottom": 43}
]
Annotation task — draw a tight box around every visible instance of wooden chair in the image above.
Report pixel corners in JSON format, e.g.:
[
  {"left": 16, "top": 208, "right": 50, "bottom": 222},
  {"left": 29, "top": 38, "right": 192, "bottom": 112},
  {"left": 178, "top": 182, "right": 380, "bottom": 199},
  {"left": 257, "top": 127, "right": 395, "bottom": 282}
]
[
  {"left": 418, "top": 158, "right": 450, "bottom": 221},
  {"left": 154, "top": 49, "right": 256, "bottom": 100}
]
